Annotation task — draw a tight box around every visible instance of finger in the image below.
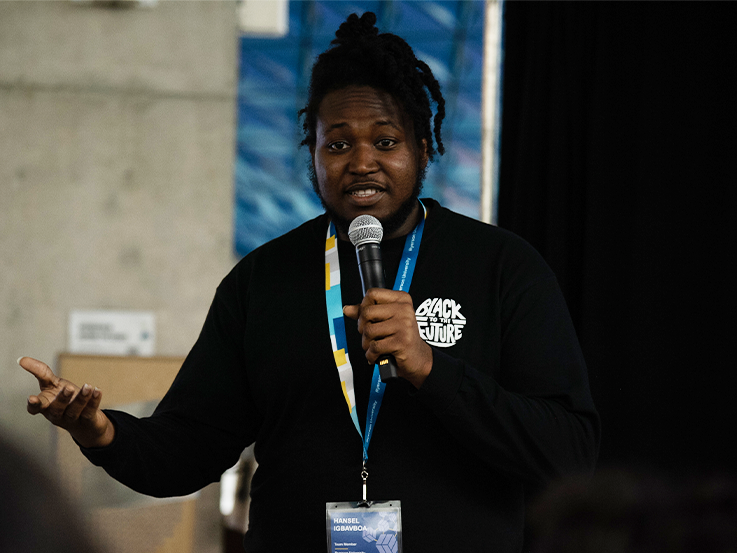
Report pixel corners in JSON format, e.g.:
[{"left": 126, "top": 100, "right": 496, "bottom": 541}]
[
  {"left": 342, "top": 304, "right": 360, "bottom": 320},
  {"left": 359, "top": 302, "right": 415, "bottom": 327},
  {"left": 364, "top": 324, "right": 406, "bottom": 351},
  {"left": 361, "top": 318, "right": 399, "bottom": 344},
  {"left": 364, "top": 335, "right": 404, "bottom": 366},
  {"left": 27, "top": 395, "right": 43, "bottom": 415},
  {"left": 362, "top": 315, "right": 424, "bottom": 361},
  {"left": 27, "top": 389, "right": 58, "bottom": 413},
  {"left": 78, "top": 387, "right": 103, "bottom": 422},
  {"left": 44, "top": 384, "right": 77, "bottom": 423},
  {"left": 359, "top": 304, "right": 396, "bottom": 325},
  {"left": 360, "top": 319, "right": 404, "bottom": 360},
  {"left": 362, "top": 289, "right": 413, "bottom": 306},
  {"left": 62, "top": 383, "right": 94, "bottom": 421},
  {"left": 17, "top": 357, "right": 59, "bottom": 389}
]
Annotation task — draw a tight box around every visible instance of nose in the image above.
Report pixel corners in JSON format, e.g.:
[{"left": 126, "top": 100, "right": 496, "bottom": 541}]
[{"left": 348, "top": 143, "right": 378, "bottom": 175}]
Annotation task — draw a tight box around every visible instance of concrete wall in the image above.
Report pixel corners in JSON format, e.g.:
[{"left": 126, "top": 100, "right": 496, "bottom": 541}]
[{"left": 0, "top": 1, "right": 239, "bottom": 549}]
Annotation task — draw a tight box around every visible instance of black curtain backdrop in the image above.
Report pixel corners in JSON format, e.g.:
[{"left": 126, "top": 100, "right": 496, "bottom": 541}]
[{"left": 498, "top": 2, "right": 736, "bottom": 474}]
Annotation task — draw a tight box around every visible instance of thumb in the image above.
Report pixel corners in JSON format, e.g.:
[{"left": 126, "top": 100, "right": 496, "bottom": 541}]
[
  {"left": 18, "top": 357, "right": 57, "bottom": 387},
  {"left": 342, "top": 304, "right": 360, "bottom": 320}
]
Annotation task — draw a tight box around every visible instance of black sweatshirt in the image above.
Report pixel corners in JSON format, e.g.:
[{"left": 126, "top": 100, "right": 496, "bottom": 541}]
[{"left": 83, "top": 199, "right": 600, "bottom": 552}]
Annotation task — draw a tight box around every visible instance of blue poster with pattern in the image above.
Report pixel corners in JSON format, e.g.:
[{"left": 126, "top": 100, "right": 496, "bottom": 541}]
[{"left": 235, "top": 1, "right": 487, "bottom": 258}]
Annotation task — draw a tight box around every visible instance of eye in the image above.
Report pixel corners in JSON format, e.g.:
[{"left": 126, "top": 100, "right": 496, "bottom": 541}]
[
  {"left": 328, "top": 141, "right": 350, "bottom": 151},
  {"left": 376, "top": 138, "right": 397, "bottom": 148}
]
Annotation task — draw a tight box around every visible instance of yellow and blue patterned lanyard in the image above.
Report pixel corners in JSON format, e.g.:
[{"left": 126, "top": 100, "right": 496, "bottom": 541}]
[{"left": 324, "top": 203, "right": 426, "bottom": 464}]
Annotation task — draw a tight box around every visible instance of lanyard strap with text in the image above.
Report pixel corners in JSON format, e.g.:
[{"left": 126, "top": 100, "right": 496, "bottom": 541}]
[{"left": 324, "top": 203, "right": 426, "bottom": 465}]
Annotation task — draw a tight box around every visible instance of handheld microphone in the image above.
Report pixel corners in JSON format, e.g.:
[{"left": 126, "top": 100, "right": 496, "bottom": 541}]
[{"left": 348, "top": 215, "right": 400, "bottom": 382}]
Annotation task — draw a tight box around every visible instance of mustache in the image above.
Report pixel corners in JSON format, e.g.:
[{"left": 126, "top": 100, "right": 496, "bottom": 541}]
[{"left": 309, "top": 166, "right": 425, "bottom": 239}]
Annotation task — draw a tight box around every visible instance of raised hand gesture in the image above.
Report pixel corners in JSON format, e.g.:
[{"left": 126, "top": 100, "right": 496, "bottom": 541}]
[{"left": 18, "top": 357, "right": 115, "bottom": 448}]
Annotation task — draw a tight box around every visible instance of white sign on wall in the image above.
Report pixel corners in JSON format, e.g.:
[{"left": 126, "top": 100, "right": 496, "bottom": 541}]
[{"left": 68, "top": 310, "right": 156, "bottom": 356}]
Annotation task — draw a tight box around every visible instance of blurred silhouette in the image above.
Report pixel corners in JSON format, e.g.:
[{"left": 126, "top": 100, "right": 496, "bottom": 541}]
[
  {"left": 528, "top": 467, "right": 737, "bottom": 553},
  {"left": 0, "top": 431, "right": 105, "bottom": 553}
]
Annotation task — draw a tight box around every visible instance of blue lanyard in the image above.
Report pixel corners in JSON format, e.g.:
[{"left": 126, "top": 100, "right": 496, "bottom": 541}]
[
  {"left": 325, "top": 203, "right": 426, "bottom": 464},
  {"left": 361, "top": 207, "right": 425, "bottom": 463}
]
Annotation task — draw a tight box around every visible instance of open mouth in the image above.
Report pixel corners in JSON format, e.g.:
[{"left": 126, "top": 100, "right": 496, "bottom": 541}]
[{"left": 351, "top": 188, "right": 380, "bottom": 198}]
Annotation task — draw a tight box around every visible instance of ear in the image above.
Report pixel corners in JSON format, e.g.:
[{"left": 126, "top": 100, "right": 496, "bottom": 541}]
[{"left": 419, "top": 139, "right": 429, "bottom": 170}]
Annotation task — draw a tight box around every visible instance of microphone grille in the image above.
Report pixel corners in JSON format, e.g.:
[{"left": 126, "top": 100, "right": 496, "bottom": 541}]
[{"left": 348, "top": 215, "right": 383, "bottom": 246}]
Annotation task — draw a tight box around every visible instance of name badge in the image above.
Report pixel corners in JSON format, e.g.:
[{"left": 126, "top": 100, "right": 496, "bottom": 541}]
[{"left": 326, "top": 501, "right": 402, "bottom": 553}]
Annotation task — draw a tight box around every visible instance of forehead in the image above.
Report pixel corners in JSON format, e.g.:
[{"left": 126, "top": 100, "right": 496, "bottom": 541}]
[{"left": 316, "top": 86, "right": 408, "bottom": 132}]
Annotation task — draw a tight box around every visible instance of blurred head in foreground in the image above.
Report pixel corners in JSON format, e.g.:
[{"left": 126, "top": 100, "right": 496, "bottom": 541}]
[{"left": 529, "top": 468, "right": 737, "bottom": 553}]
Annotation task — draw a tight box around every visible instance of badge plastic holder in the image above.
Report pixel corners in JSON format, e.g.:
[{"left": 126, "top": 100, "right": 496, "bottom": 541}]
[{"left": 326, "top": 500, "right": 402, "bottom": 553}]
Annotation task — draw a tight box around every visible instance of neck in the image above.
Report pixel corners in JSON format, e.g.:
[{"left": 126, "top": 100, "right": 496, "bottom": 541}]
[{"left": 385, "top": 200, "right": 422, "bottom": 240}]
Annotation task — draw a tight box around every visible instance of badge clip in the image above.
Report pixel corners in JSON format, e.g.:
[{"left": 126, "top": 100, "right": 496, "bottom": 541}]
[{"left": 357, "top": 463, "right": 372, "bottom": 507}]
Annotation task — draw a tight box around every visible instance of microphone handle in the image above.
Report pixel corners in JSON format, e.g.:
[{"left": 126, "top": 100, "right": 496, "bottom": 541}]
[
  {"left": 376, "top": 354, "right": 400, "bottom": 382},
  {"left": 355, "top": 243, "right": 400, "bottom": 382}
]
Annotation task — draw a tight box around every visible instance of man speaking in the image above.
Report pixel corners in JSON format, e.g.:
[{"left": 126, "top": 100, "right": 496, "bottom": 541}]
[{"left": 19, "top": 12, "right": 599, "bottom": 552}]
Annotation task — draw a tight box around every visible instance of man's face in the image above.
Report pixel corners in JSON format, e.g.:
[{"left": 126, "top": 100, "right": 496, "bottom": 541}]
[{"left": 310, "top": 85, "right": 428, "bottom": 240}]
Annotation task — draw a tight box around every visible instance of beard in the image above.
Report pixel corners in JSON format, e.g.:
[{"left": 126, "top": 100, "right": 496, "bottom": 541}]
[{"left": 309, "top": 163, "right": 426, "bottom": 239}]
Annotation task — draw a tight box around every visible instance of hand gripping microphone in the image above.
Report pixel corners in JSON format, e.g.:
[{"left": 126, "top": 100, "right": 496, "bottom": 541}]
[{"left": 348, "top": 215, "right": 400, "bottom": 382}]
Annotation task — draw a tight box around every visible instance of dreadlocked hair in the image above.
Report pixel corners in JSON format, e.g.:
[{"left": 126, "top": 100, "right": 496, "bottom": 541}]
[{"left": 299, "top": 11, "right": 445, "bottom": 161}]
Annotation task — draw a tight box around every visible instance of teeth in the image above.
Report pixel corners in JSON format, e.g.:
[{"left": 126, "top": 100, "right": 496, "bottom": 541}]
[{"left": 352, "top": 188, "right": 378, "bottom": 197}]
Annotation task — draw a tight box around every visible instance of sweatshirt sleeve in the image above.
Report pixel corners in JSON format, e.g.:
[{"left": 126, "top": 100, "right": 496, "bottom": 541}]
[
  {"left": 81, "top": 267, "right": 258, "bottom": 498},
  {"left": 413, "top": 240, "right": 600, "bottom": 486}
]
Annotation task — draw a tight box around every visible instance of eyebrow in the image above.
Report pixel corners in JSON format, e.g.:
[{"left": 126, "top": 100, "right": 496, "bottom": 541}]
[{"left": 324, "top": 120, "right": 401, "bottom": 133}]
